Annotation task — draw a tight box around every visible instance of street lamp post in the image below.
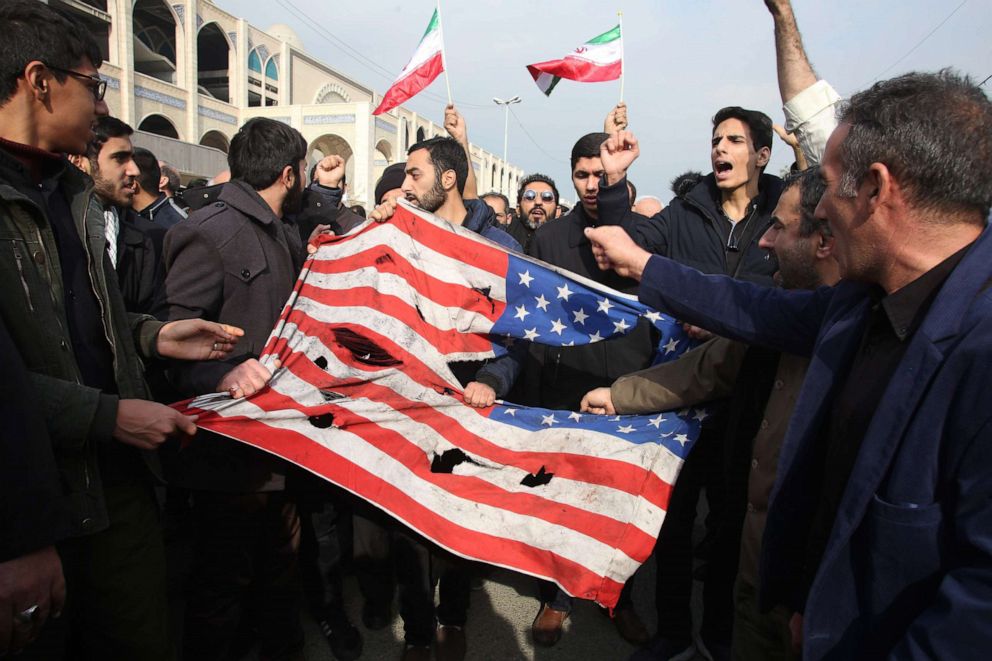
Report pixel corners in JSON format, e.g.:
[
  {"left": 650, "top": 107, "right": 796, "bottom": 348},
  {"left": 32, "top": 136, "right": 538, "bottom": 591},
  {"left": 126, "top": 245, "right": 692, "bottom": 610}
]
[{"left": 493, "top": 95, "right": 521, "bottom": 166}]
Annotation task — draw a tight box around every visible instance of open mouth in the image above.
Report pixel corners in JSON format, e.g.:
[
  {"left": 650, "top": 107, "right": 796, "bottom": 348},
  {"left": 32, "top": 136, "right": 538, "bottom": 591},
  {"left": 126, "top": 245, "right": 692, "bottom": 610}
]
[{"left": 715, "top": 161, "right": 733, "bottom": 175}]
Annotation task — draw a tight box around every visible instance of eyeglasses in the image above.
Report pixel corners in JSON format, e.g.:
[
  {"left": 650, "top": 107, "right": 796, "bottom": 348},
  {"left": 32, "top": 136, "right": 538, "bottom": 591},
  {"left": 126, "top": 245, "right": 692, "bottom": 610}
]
[
  {"left": 522, "top": 189, "right": 555, "bottom": 203},
  {"left": 45, "top": 65, "right": 107, "bottom": 101}
]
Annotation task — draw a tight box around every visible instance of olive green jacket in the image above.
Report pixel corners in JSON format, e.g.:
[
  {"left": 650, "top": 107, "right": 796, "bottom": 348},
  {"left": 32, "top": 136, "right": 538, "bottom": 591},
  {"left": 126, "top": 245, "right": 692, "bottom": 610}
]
[{"left": 0, "top": 149, "right": 163, "bottom": 539}]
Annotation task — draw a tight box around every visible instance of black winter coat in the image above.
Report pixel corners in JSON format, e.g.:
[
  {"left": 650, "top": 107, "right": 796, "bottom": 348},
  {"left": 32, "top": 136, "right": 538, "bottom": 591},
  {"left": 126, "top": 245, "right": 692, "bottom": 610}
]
[{"left": 598, "top": 173, "right": 783, "bottom": 285}]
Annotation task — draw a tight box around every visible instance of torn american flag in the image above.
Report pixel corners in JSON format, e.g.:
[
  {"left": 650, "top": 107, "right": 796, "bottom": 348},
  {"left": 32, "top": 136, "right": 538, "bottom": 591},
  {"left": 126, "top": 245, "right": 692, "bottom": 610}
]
[{"left": 178, "top": 200, "right": 703, "bottom": 608}]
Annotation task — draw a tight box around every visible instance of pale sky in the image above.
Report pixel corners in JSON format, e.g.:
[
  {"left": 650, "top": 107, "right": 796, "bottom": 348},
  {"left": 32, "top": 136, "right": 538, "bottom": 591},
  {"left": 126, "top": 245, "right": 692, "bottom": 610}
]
[{"left": 218, "top": 0, "right": 991, "bottom": 204}]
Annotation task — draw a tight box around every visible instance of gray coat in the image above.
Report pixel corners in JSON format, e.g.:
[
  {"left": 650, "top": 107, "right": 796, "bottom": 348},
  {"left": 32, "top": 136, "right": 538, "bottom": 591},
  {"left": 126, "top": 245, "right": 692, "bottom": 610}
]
[{"left": 162, "top": 180, "right": 304, "bottom": 491}]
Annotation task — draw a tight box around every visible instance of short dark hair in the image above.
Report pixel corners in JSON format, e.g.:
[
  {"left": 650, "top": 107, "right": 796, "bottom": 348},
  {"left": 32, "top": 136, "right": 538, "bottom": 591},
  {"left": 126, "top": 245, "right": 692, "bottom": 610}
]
[
  {"left": 229, "top": 118, "right": 307, "bottom": 190},
  {"left": 627, "top": 179, "right": 637, "bottom": 204},
  {"left": 516, "top": 173, "right": 559, "bottom": 206},
  {"left": 671, "top": 170, "right": 703, "bottom": 199},
  {"left": 481, "top": 191, "right": 510, "bottom": 212},
  {"left": 837, "top": 69, "right": 992, "bottom": 221},
  {"left": 350, "top": 204, "right": 366, "bottom": 218},
  {"left": 781, "top": 166, "right": 828, "bottom": 237},
  {"left": 407, "top": 136, "right": 468, "bottom": 195},
  {"left": 133, "top": 147, "right": 161, "bottom": 196},
  {"left": 160, "top": 163, "right": 181, "bottom": 193},
  {"left": 712, "top": 106, "right": 774, "bottom": 154},
  {"left": 0, "top": 1, "right": 103, "bottom": 105},
  {"left": 87, "top": 116, "right": 132, "bottom": 161},
  {"left": 571, "top": 132, "right": 609, "bottom": 170}
]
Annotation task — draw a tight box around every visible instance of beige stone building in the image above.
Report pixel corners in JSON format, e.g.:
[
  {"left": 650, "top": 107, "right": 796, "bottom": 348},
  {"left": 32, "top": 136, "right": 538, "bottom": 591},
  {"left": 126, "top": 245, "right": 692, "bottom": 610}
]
[{"left": 47, "top": 0, "right": 523, "bottom": 206}]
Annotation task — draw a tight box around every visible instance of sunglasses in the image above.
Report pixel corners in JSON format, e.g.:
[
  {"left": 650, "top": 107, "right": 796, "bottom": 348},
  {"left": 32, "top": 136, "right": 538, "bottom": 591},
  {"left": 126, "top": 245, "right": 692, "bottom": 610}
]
[
  {"left": 46, "top": 65, "right": 107, "bottom": 101},
  {"left": 522, "top": 189, "right": 555, "bottom": 203}
]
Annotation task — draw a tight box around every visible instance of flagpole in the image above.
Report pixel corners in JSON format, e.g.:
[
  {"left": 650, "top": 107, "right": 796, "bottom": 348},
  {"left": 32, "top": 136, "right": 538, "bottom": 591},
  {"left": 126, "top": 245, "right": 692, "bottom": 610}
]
[
  {"left": 618, "top": 10, "right": 625, "bottom": 104},
  {"left": 437, "top": 0, "right": 453, "bottom": 105}
]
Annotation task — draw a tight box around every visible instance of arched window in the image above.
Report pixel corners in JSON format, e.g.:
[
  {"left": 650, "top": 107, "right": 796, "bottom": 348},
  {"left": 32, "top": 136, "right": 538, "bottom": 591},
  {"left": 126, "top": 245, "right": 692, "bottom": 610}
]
[
  {"left": 248, "top": 49, "right": 262, "bottom": 74},
  {"left": 265, "top": 57, "right": 279, "bottom": 81}
]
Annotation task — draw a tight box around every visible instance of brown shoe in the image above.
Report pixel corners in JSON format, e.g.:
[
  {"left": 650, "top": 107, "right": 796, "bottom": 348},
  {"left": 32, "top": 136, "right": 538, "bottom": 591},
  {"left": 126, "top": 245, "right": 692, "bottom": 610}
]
[
  {"left": 435, "top": 624, "right": 467, "bottom": 661},
  {"left": 400, "top": 644, "right": 431, "bottom": 661},
  {"left": 531, "top": 603, "right": 569, "bottom": 647},
  {"left": 613, "top": 607, "right": 650, "bottom": 646}
]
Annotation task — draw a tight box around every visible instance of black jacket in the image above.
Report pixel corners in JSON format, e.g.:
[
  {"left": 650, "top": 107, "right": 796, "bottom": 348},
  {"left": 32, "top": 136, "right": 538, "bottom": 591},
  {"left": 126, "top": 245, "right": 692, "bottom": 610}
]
[
  {"left": 114, "top": 208, "right": 165, "bottom": 316},
  {"left": 294, "top": 183, "right": 365, "bottom": 244},
  {"left": 521, "top": 204, "right": 658, "bottom": 410},
  {"left": 598, "top": 173, "right": 783, "bottom": 285},
  {"left": 505, "top": 216, "right": 537, "bottom": 253},
  {"left": 163, "top": 180, "right": 305, "bottom": 492}
]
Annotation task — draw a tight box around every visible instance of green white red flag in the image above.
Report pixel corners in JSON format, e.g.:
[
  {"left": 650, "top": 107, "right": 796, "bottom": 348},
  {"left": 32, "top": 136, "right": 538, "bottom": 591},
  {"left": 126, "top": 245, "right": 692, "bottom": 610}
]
[
  {"left": 527, "top": 25, "right": 623, "bottom": 96},
  {"left": 373, "top": 9, "right": 445, "bottom": 115}
]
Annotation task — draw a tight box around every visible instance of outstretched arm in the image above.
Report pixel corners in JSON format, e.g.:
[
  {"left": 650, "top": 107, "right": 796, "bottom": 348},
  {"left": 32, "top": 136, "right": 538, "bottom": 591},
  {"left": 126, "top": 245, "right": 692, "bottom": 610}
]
[
  {"left": 765, "top": 0, "right": 841, "bottom": 165},
  {"left": 766, "top": 0, "right": 817, "bottom": 104},
  {"left": 445, "top": 104, "right": 478, "bottom": 199}
]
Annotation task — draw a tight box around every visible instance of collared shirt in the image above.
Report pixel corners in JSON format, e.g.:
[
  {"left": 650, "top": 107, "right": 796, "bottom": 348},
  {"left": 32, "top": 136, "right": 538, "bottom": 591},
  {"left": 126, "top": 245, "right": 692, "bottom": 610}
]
[{"left": 801, "top": 244, "right": 972, "bottom": 603}]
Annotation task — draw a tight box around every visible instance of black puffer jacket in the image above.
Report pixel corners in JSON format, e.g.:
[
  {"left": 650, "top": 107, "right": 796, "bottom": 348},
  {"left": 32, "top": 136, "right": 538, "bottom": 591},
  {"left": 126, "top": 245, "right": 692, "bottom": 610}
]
[{"left": 598, "top": 173, "right": 783, "bottom": 286}]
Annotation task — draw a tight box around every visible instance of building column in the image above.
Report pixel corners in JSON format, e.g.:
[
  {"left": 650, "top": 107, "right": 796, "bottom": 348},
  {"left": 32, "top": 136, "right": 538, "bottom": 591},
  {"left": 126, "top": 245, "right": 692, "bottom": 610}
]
[
  {"left": 112, "top": 0, "right": 135, "bottom": 125},
  {"left": 184, "top": 0, "right": 198, "bottom": 143},
  {"left": 352, "top": 102, "right": 374, "bottom": 206}
]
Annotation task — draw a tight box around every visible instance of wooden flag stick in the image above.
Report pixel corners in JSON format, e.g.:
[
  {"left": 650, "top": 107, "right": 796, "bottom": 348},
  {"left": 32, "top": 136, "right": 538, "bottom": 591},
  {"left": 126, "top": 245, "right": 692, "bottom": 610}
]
[
  {"left": 618, "top": 10, "right": 625, "bottom": 104},
  {"left": 437, "top": 0, "right": 453, "bottom": 105}
]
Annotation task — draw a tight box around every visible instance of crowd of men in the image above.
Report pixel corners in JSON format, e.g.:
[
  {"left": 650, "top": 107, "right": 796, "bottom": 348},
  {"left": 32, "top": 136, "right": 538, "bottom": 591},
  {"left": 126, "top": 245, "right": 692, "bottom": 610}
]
[{"left": 2, "top": 0, "right": 991, "bottom": 660}]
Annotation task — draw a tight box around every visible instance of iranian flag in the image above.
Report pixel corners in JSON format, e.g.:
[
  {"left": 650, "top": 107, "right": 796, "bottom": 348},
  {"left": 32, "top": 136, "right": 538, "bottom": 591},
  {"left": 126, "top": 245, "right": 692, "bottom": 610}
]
[
  {"left": 527, "top": 25, "right": 623, "bottom": 96},
  {"left": 373, "top": 9, "right": 445, "bottom": 115}
]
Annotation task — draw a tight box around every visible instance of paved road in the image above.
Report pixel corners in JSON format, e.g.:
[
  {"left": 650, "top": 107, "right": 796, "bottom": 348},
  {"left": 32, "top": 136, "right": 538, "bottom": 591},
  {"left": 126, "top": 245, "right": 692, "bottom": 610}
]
[{"left": 299, "top": 549, "right": 708, "bottom": 661}]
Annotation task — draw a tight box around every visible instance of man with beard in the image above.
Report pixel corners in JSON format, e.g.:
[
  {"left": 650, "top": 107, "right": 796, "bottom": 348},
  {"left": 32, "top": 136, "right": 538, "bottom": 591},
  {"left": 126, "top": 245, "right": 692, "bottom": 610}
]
[
  {"left": 582, "top": 167, "right": 837, "bottom": 660},
  {"left": 506, "top": 174, "right": 559, "bottom": 252},
  {"left": 521, "top": 133, "right": 655, "bottom": 649},
  {"left": 369, "top": 136, "right": 521, "bottom": 661},
  {"left": 161, "top": 117, "right": 313, "bottom": 661},
  {"left": 69, "top": 117, "right": 165, "bottom": 314}
]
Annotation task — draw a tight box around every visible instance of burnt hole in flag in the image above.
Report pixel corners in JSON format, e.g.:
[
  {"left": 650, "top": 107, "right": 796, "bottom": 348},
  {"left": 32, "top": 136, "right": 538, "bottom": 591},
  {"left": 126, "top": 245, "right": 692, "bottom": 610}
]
[
  {"left": 375, "top": 253, "right": 394, "bottom": 266},
  {"left": 472, "top": 285, "right": 495, "bottom": 314},
  {"left": 521, "top": 466, "right": 554, "bottom": 488},
  {"left": 430, "top": 449, "right": 482, "bottom": 474},
  {"left": 309, "top": 413, "right": 335, "bottom": 428},
  {"left": 332, "top": 328, "right": 401, "bottom": 366},
  {"left": 415, "top": 304, "right": 425, "bottom": 322},
  {"left": 314, "top": 356, "right": 329, "bottom": 370},
  {"left": 319, "top": 390, "right": 345, "bottom": 402}
]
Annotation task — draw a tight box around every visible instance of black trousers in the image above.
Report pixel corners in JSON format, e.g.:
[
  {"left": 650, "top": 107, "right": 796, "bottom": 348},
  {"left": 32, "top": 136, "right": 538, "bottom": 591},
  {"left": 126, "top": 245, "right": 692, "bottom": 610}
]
[
  {"left": 182, "top": 490, "right": 303, "bottom": 661},
  {"left": 653, "top": 426, "right": 736, "bottom": 644},
  {"left": 20, "top": 479, "right": 173, "bottom": 661}
]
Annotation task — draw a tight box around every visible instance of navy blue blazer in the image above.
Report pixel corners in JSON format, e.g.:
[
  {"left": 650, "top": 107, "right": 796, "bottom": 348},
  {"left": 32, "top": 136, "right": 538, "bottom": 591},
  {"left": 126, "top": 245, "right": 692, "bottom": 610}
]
[{"left": 638, "top": 224, "right": 992, "bottom": 660}]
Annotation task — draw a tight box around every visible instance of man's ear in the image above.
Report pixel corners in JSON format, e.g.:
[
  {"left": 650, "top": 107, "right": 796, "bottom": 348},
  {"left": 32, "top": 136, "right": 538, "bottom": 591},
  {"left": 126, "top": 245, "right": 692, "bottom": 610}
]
[
  {"left": 281, "top": 164, "right": 296, "bottom": 189},
  {"left": 863, "top": 163, "right": 891, "bottom": 213},
  {"left": 441, "top": 169, "right": 457, "bottom": 192},
  {"left": 756, "top": 145, "right": 771, "bottom": 168},
  {"left": 159, "top": 175, "right": 169, "bottom": 192},
  {"left": 23, "top": 61, "right": 49, "bottom": 101},
  {"left": 68, "top": 154, "right": 92, "bottom": 175}
]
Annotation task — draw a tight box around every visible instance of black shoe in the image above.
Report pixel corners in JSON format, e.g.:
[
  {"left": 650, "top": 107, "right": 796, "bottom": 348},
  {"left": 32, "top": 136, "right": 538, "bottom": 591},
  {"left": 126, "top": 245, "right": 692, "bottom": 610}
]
[
  {"left": 318, "top": 617, "right": 364, "bottom": 661},
  {"left": 361, "top": 601, "right": 391, "bottom": 630}
]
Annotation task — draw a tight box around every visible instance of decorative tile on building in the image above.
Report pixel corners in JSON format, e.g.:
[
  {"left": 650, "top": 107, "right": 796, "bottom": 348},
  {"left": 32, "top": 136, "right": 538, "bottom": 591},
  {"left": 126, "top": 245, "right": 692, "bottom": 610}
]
[
  {"left": 99, "top": 74, "right": 121, "bottom": 90},
  {"left": 304, "top": 114, "right": 355, "bottom": 125},
  {"left": 375, "top": 118, "right": 396, "bottom": 132},
  {"left": 198, "top": 106, "right": 237, "bottom": 125},
  {"left": 228, "top": 32, "right": 238, "bottom": 51},
  {"left": 196, "top": 14, "right": 203, "bottom": 29},
  {"left": 269, "top": 117, "right": 293, "bottom": 125},
  {"left": 256, "top": 44, "right": 270, "bottom": 61},
  {"left": 172, "top": 4, "right": 184, "bottom": 27},
  {"left": 374, "top": 159, "right": 388, "bottom": 166},
  {"left": 135, "top": 86, "right": 187, "bottom": 110}
]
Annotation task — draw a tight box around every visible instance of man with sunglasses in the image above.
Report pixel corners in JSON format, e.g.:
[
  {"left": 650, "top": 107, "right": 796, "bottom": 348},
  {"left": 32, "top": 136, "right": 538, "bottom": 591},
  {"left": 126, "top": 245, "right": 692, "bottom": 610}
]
[
  {"left": 0, "top": 2, "right": 243, "bottom": 658},
  {"left": 507, "top": 174, "right": 559, "bottom": 252}
]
